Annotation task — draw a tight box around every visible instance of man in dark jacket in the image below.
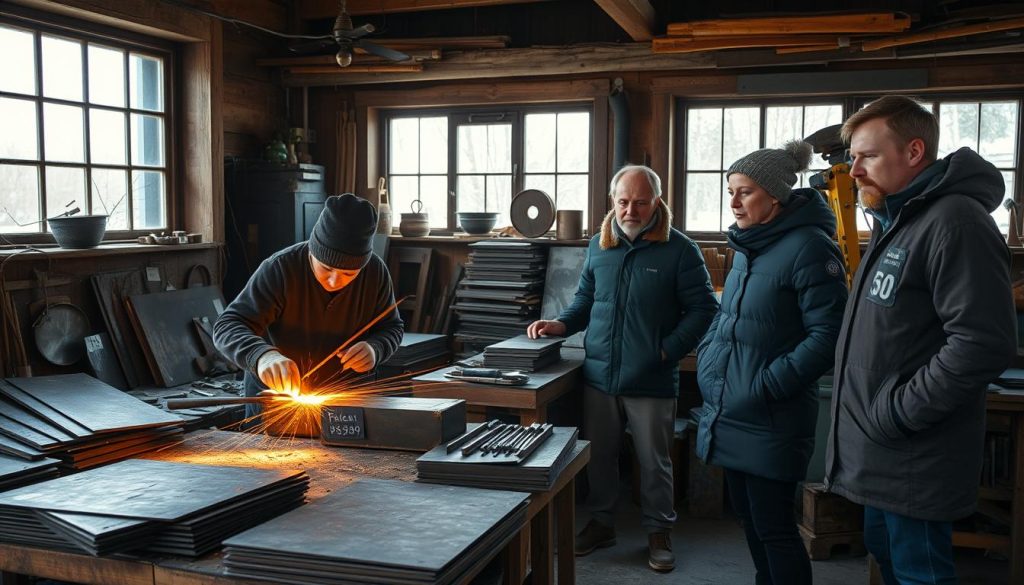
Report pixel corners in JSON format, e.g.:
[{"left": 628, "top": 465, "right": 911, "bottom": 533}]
[
  {"left": 214, "top": 194, "right": 403, "bottom": 422},
  {"left": 528, "top": 165, "right": 718, "bottom": 572},
  {"left": 826, "top": 96, "right": 1016, "bottom": 584}
]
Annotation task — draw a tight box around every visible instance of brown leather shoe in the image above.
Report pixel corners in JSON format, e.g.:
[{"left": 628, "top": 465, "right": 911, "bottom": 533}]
[
  {"left": 648, "top": 532, "right": 675, "bottom": 572},
  {"left": 574, "top": 520, "right": 616, "bottom": 556}
]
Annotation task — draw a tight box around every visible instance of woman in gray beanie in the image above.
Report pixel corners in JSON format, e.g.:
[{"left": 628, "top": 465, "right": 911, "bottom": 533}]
[{"left": 695, "top": 141, "right": 849, "bottom": 585}]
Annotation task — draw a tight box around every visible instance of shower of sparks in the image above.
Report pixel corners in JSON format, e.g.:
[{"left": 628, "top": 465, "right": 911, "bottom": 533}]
[{"left": 157, "top": 366, "right": 457, "bottom": 459}]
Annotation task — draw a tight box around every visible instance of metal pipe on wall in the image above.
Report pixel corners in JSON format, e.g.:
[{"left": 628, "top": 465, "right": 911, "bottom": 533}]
[{"left": 608, "top": 78, "right": 630, "bottom": 175}]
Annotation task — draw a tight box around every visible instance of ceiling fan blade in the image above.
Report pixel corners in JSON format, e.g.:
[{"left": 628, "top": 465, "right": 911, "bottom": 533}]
[
  {"left": 335, "top": 23, "right": 375, "bottom": 40},
  {"left": 352, "top": 39, "right": 410, "bottom": 62},
  {"left": 288, "top": 38, "right": 335, "bottom": 53}
]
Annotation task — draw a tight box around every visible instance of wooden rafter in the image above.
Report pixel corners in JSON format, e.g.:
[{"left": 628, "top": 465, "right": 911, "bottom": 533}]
[
  {"left": 297, "top": 0, "right": 555, "bottom": 20},
  {"left": 284, "top": 64, "right": 424, "bottom": 74},
  {"left": 593, "top": 0, "right": 656, "bottom": 42},
  {"left": 256, "top": 50, "right": 441, "bottom": 66},
  {"left": 667, "top": 12, "right": 910, "bottom": 36},
  {"left": 861, "top": 16, "right": 1024, "bottom": 51}
]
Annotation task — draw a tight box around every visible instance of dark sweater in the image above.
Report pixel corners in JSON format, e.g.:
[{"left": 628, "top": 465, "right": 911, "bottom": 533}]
[{"left": 213, "top": 242, "right": 403, "bottom": 392}]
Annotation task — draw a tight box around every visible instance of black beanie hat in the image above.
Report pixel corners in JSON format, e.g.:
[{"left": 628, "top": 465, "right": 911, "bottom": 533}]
[{"left": 308, "top": 194, "right": 377, "bottom": 270}]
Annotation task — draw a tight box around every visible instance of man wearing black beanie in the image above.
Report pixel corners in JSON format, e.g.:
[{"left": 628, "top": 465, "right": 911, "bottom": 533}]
[{"left": 214, "top": 194, "right": 403, "bottom": 418}]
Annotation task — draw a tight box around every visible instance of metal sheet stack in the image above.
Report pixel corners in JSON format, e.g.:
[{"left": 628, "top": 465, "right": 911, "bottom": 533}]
[
  {"left": 483, "top": 334, "right": 565, "bottom": 372},
  {"left": 223, "top": 478, "right": 528, "bottom": 585},
  {"left": 378, "top": 333, "right": 450, "bottom": 376},
  {"left": 453, "top": 241, "right": 547, "bottom": 354},
  {"left": 0, "top": 374, "right": 185, "bottom": 470},
  {"left": 0, "top": 454, "right": 59, "bottom": 492},
  {"left": 417, "top": 424, "right": 579, "bottom": 491},
  {"left": 0, "top": 459, "right": 309, "bottom": 557}
]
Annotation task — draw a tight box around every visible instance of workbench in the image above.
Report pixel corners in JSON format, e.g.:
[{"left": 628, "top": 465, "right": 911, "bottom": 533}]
[
  {"left": 0, "top": 429, "right": 589, "bottom": 585},
  {"left": 411, "top": 349, "right": 584, "bottom": 426}
]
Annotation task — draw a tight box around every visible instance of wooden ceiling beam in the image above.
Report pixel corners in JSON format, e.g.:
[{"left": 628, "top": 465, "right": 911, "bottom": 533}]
[
  {"left": 593, "top": 0, "right": 656, "bottom": 42},
  {"left": 654, "top": 34, "right": 847, "bottom": 54},
  {"left": 297, "top": 0, "right": 555, "bottom": 20}
]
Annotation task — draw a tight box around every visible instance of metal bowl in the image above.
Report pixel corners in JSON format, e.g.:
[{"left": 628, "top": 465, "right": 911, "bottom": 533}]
[
  {"left": 46, "top": 215, "right": 108, "bottom": 249},
  {"left": 457, "top": 212, "right": 498, "bottom": 234}
]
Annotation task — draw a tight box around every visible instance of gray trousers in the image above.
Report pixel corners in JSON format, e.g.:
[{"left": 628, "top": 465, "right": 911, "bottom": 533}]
[{"left": 583, "top": 384, "right": 677, "bottom": 533}]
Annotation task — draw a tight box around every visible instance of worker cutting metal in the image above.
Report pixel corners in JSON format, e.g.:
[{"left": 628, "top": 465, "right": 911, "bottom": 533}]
[{"left": 213, "top": 194, "right": 403, "bottom": 422}]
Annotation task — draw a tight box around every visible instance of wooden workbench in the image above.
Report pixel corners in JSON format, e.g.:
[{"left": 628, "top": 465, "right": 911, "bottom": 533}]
[
  {"left": 411, "top": 349, "right": 584, "bottom": 425},
  {"left": 0, "top": 429, "right": 589, "bottom": 585}
]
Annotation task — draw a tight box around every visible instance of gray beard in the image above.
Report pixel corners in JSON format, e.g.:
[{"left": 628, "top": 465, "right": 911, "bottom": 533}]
[{"left": 616, "top": 218, "right": 643, "bottom": 241}]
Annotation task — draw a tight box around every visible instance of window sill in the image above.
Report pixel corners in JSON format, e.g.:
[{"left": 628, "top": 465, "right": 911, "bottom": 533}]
[{"left": 0, "top": 241, "right": 219, "bottom": 260}]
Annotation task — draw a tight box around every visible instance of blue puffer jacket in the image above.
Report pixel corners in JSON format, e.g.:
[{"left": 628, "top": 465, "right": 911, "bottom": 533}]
[
  {"left": 695, "top": 189, "right": 848, "bottom": 482},
  {"left": 559, "top": 198, "right": 719, "bottom": 397}
]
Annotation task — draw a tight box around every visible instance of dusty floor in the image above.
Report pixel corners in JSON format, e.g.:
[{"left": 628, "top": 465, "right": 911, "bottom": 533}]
[{"left": 568, "top": 501, "right": 1009, "bottom": 585}]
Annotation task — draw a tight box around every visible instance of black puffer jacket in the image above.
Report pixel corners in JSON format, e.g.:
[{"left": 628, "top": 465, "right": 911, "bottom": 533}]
[{"left": 825, "top": 147, "right": 1016, "bottom": 521}]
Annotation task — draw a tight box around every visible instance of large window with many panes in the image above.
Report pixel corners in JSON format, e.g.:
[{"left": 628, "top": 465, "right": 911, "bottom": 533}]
[
  {"left": 679, "top": 96, "right": 1021, "bottom": 235},
  {"left": 384, "top": 106, "right": 592, "bottom": 233},
  {"left": 0, "top": 15, "right": 172, "bottom": 241}
]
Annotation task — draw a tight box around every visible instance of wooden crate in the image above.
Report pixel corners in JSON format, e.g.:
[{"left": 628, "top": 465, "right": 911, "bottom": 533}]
[
  {"left": 798, "top": 524, "right": 867, "bottom": 560},
  {"left": 801, "top": 482, "right": 863, "bottom": 534}
]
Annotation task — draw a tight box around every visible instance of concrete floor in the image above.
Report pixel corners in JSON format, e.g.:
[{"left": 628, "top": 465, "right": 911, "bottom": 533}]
[{"left": 569, "top": 503, "right": 1010, "bottom": 585}]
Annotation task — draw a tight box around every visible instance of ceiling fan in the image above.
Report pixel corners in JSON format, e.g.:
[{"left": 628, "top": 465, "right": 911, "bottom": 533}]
[{"left": 287, "top": 0, "right": 410, "bottom": 67}]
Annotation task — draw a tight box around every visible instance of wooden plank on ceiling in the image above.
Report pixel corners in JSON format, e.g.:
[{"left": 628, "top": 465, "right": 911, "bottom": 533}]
[
  {"left": 206, "top": 0, "right": 288, "bottom": 33},
  {"left": 667, "top": 12, "right": 910, "bottom": 36},
  {"left": 653, "top": 34, "right": 846, "bottom": 54},
  {"left": 257, "top": 50, "right": 441, "bottom": 66},
  {"left": 861, "top": 16, "right": 1024, "bottom": 51},
  {"left": 593, "top": 0, "right": 656, "bottom": 42},
  {"left": 298, "top": 0, "right": 555, "bottom": 20}
]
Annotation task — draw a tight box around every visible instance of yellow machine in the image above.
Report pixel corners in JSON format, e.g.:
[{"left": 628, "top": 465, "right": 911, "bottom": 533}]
[{"left": 806, "top": 124, "right": 861, "bottom": 287}]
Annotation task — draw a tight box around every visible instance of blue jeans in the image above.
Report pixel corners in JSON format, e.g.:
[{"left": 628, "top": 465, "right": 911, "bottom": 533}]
[
  {"left": 864, "top": 505, "right": 956, "bottom": 585},
  {"left": 725, "top": 469, "right": 812, "bottom": 585}
]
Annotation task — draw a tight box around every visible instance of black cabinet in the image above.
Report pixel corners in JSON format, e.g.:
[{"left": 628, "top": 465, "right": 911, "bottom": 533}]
[{"left": 224, "top": 160, "right": 327, "bottom": 300}]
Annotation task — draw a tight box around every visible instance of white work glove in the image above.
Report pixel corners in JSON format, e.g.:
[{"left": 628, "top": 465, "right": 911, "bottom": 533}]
[
  {"left": 526, "top": 319, "right": 566, "bottom": 339},
  {"left": 257, "top": 350, "right": 301, "bottom": 395},
  {"left": 338, "top": 341, "right": 377, "bottom": 373}
]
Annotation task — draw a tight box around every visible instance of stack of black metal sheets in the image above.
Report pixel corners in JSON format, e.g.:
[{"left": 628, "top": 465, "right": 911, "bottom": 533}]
[
  {"left": 0, "top": 374, "right": 185, "bottom": 470},
  {"left": 0, "top": 453, "right": 59, "bottom": 492},
  {"left": 483, "top": 335, "right": 565, "bottom": 372},
  {"left": 381, "top": 333, "right": 449, "bottom": 368},
  {"left": 0, "top": 459, "right": 309, "bottom": 557},
  {"left": 454, "top": 241, "right": 548, "bottom": 354},
  {"left": 223, "top": 478, "right": 528, "bottom": 585},
  {"left": 417, "top": 425, "right": 579, "bottom": 491}
]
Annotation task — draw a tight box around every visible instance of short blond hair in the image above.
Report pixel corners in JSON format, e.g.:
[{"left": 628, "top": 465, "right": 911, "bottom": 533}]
[{"left": 841, "top": 95, "right": 938, "bottom": 162}]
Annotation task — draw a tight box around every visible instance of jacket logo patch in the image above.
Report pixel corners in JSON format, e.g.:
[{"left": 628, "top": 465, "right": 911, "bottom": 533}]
[
  {"left": 826, "top": 260, "right": 843, "bottom": 278},
  {"left": 865, "top": 246, "right": 907, "bottom": 308},
  {"left": 645, "top": 268, "right": 658, "bottom": 273}
]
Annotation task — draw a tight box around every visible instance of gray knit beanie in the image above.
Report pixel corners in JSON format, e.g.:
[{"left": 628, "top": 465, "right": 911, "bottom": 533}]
[
  {"left": 308, "top": 194, "right": 377, "bottom": 270},
  {"left": 727, "top": 140, "right": 814, "bottom": 204}
]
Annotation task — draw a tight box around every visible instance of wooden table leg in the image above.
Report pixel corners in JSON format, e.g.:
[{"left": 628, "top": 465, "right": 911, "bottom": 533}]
[
  {"left": 503, "top": 529, "right": 526, "bottom": 585},
  {"left": 531, "top": 503, "right": 554, "bottom": 585},
  {"left": 555, "top": 477, "right": 577, "bottom": 585},
  {"left": 1012, "top": 414, "right": 1024, "bottom": 584}
]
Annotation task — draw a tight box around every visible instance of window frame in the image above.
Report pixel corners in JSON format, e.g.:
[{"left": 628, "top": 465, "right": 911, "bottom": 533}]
[
  {"left": 0, "top": 8, "right": 175, "bottom": 245},
  {"left": 674, "top": 92, "right": 1024, "bottom": 240},
  {"left": 381, "top": 102, "right": 595, "bottom": 235}
]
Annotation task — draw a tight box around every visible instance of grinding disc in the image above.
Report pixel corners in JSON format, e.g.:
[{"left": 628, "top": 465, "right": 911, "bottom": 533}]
[{"left": 510, "top": 189, "right": 555, "bottom": 238}]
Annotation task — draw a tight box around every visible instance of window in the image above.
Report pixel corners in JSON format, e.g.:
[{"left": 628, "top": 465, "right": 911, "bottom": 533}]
[
  {"left": 385, "top": 106, "right": 592, "bottom": 232},
  {"left": 682, "top": 102, "right": 843, "bottom": 232},
  {"left": 680, "top": 96, "right": 1022, "bottom": 235},
  {"left": 0, "top": 16, "right": 171, "bottom": 239}
]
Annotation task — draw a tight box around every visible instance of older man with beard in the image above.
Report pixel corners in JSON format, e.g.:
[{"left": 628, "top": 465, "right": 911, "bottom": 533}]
[
  {"left": 826, "top": 95, "right": 1016, "bottom": 584},
  {"left": 527, "top": 165, "right": 718, "bottom": 572}
]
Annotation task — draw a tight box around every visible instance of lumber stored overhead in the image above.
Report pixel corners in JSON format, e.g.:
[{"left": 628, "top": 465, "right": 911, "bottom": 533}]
[
  {"left": 861, "top": 16, "right": 1024, "bottom": 51},
  {"left": 653, "top": 34, "right": 849, "bottom": 54},
  {"left": 666, "top": 12, "right": 911, "bottom": 36},
  {"left": 297, "top": 0, "right": 555, "bottom": 19}
]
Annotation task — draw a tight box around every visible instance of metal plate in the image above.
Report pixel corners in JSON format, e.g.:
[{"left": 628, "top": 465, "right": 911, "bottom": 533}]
[
  {"left": 510, "top": 189, "right": 555, "bottom": 238},
  {"left": 33, "top": 303, "right": 89, "bottom": 366}
]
